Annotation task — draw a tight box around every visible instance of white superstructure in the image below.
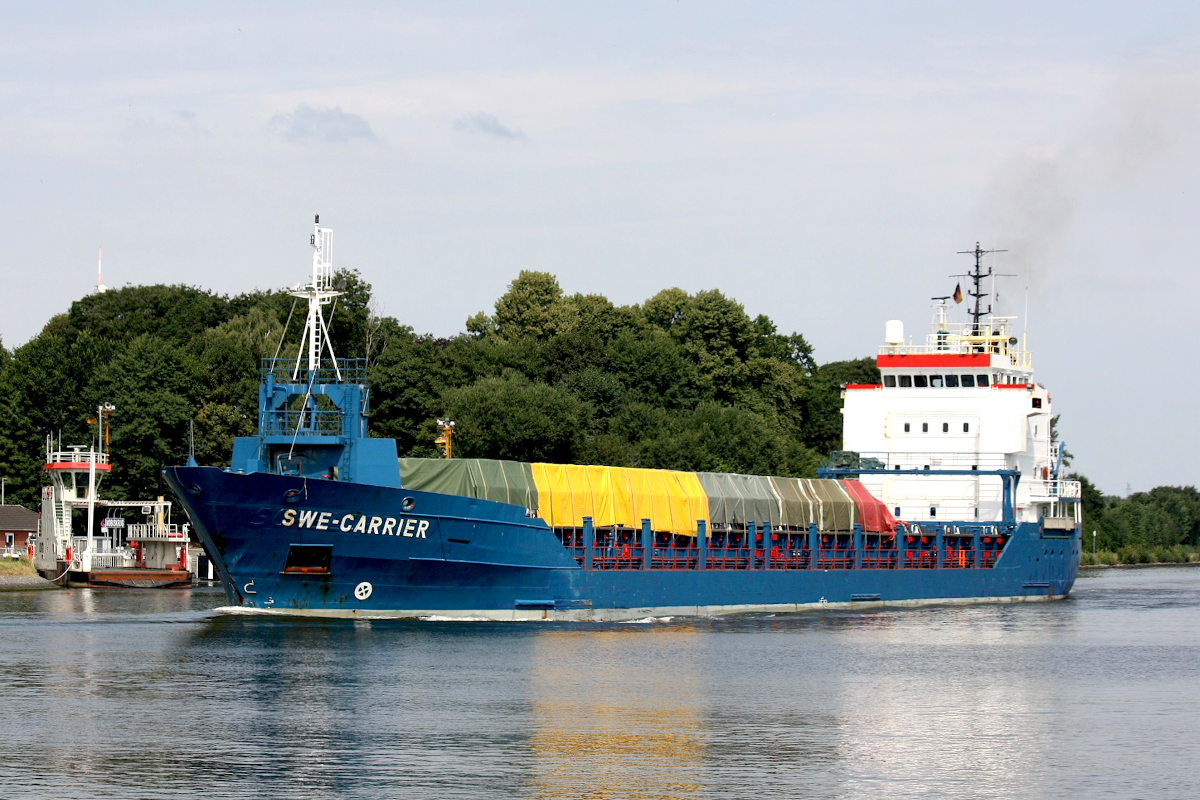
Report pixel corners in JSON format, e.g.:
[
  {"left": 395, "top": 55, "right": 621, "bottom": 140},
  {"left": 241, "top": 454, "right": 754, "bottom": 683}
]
[
  {"left": 32, "top": 432, "right": 193, "bottom": 578},
  {"left": 841, "top": 303, "right": 1080, "bottom": 526}
]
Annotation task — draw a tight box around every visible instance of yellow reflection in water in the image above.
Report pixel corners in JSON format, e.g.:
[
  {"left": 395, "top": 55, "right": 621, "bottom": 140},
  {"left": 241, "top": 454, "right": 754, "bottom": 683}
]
[{"left": 528, "top": 627, "right": 705, "bottom": 800}]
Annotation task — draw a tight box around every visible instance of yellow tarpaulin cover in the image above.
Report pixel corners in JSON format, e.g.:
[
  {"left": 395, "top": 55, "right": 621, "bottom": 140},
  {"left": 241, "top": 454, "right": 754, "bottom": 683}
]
[{"left": 530, "top": 464, "right": 710, "bottom": 536}]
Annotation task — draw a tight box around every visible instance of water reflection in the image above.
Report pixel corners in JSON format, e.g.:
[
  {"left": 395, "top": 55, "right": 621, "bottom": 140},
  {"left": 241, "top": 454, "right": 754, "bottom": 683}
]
[
  {"left": 1, "top": 572, "right": 1198, "bottom": 799},
  {"left": 528, "top": 626, "right": 704, "bottom": 800}
]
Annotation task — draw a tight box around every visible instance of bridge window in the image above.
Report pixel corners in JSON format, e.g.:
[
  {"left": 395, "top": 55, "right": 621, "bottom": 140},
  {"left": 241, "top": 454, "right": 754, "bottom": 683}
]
[
  {"left": 930, "top": 375, "right": 943, "bottom": 387},
  {"left": 961, "top": 375, "right": 975, "bottom": 387},
  {"left": 930, "top": 507, "right": 937, "bottom": 517},
  {"left": 913, "top": 375, "right": 928, "bottom": 388},
  {"left": 1032, "top": 397, "right": 1042, "bottom": 408},
  {"left": 884, "top": 375, "right": 896, "bottom": 387},
  {"left": 922, "top": 422, "right": 929, "bottom": 433},
  {"left": 904, "top": 423, "right": 910, "bottom": 432},
  {"left": 976, "top": 374, "right": 990, "bottom": 387},
  {"left": 963, "top": 422, "right": 970, "bottom": 433},
  {"left": 899, "top": 375, "right": 912, "bottom": 388},
  {"left": 894, "top": 507, "right": 901, "bottom": 516},
  {"left": 942, "top": 422, "right": 949, "bottom": 433},
  {"left": 945, "top": 374, "right": 959, "bottom": 387}
]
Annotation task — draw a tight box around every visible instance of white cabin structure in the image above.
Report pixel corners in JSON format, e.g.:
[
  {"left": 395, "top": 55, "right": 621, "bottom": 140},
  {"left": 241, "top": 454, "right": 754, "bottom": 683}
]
[{"left": 841, "top": 304, "right": 1080, "bottom": 527}]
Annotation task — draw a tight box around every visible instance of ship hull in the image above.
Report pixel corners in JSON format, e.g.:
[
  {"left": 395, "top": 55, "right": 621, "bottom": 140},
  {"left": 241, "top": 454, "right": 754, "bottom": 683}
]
[{"left": 166, "top": 467, "right": 1080, "bottom": 620}]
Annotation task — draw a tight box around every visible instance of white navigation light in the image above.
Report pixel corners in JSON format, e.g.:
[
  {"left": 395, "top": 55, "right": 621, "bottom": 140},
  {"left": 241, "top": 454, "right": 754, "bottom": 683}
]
[{"left": 885, "top": 320, "right": 904, "bottom": 345}]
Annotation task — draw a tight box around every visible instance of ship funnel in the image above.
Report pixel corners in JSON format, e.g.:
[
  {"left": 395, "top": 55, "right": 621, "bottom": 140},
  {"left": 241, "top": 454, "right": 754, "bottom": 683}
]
[{"left": 884, "top": 320, "right": 904, "bottom": 345}]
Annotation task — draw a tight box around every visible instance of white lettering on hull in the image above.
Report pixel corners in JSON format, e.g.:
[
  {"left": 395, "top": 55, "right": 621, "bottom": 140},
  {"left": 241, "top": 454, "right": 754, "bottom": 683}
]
[{"left": 278, "top": 508, "right": 428, "bottom": 538}]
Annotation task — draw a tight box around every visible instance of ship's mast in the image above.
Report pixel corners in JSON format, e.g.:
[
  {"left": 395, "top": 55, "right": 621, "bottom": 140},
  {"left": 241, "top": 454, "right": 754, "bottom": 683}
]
[
  {"left": 955, "top": 242, "right": 1007, "bottom": 330},
  {"left": 290, "top": 215, "right": 342, "bottom": 381}
]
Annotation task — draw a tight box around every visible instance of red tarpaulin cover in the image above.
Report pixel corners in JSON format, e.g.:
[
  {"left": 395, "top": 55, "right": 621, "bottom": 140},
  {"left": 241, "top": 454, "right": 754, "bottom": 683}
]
[{"left": 841, "top": 479, "right": 897, "bottom": 534}]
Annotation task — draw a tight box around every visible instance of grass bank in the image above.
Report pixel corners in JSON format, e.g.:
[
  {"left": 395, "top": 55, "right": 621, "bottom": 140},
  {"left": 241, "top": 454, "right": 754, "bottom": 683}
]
[
  {"left": 0, "top": 556, "right": 38, "bottom": 577},
  {"left": 1081, "top": 546, "right": 1200, "bottom": 567}
]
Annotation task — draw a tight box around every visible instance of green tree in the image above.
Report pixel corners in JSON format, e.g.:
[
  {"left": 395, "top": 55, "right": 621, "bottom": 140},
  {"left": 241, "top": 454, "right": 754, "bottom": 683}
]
[
  {"left": 491, "top": 271, "right": 564, "bottom": 340},
  {"left": 438, "top": 374, "right": 590, "bottom": 463},
  {"left": 67, "top": 285, "right": 230, "bottom": 349},
  {"left": 89, "top": 335, "right": 200, "bottom": 498}
]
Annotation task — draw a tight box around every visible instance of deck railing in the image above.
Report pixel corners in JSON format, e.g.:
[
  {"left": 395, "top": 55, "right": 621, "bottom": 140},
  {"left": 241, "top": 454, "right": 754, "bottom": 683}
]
[
  {"left": 45, "top": 450, "right": 110, "bottom": 466},
  {"left": 555, "top": 520, "right": 1021, "bottom": 572},
  {"left": 126, "top": 523, "right": 190, "bottom": 541},
  {"left": 260, "top": 358, "right": 367, "bottom": 386}
]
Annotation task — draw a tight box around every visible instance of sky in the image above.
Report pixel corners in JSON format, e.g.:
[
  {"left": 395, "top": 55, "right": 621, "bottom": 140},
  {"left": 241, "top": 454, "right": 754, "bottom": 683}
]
[{"left": 2, "top": 1, "right": 1198, "bottom": 494}]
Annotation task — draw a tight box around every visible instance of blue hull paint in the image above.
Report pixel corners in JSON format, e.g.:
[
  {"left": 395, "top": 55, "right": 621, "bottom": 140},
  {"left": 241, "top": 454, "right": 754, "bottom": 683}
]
[{"left": 166, "top": 466, "right": 1081, "bottom": 618}]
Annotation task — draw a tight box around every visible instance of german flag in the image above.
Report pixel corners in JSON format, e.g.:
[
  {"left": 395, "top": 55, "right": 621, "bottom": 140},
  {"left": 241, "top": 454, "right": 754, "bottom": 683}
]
[{"left": 953, "top": 283, "right": 963, "bottom": 304}]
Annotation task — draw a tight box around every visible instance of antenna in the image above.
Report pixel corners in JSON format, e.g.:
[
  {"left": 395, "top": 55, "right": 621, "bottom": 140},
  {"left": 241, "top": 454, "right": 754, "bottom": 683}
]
[
  {"left": 96, "top": 247, "right": 107, "bottom": 293},
  {"left": 953, "top": 242, "right": 1012, "bottom": 331},
  {"left": 1023, "top": 256, "right": 1031, "bottom": 350}
]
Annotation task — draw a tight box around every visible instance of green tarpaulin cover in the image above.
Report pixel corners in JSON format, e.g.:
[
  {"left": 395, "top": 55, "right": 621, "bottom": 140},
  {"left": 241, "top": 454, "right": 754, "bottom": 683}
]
[{"left": 399, "top": 458, "right": 539, "bottom": 509}]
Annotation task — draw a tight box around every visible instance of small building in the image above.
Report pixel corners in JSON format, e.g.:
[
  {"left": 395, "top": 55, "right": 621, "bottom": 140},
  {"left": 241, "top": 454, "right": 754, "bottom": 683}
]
[{"left": 0, "top": 505, "right": 39, "bottom": 557}]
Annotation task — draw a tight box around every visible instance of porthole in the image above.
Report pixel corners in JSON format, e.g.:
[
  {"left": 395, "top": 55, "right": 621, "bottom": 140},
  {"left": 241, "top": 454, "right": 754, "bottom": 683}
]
[{"left": 401, "top": 497, "right": 415, "bottom": 512}]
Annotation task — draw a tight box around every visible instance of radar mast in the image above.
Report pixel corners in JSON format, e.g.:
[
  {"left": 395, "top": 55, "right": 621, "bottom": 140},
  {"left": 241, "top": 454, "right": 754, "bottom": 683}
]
[
  {"left": 955, "top": 242, "right": 1009, "bottom": 330},
  {"left": 290, "top": 215, "right": 342, "bottom": 381}
]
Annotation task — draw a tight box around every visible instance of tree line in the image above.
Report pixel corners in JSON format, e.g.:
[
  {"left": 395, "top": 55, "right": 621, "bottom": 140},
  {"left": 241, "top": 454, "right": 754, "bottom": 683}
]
[
  {"left": 0, "top": 268, "right": 1195, "bottom": 564},
  {"left": 1070, "top": 474, "right": 1200, "bottom": 564}
]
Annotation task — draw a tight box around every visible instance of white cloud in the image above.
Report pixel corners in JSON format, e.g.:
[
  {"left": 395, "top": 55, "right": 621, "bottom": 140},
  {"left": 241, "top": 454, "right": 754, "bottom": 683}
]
[
  {"left": 268, "top": 105, "right": 378, "bottom": 144},
  {"left": 453, "top": 112, "right": 525, "bottom": 140}
]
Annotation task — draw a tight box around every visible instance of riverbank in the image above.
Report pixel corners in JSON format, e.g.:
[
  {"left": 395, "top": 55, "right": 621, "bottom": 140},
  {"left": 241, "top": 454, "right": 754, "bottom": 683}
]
[
  {"left": 0, "top": 558, "right": 57, "bottom": 591},
  {"left": 1082, "top": 560, "right": 1200, "bottom": 571},
  {"left": 1081, "top": 546, "right": 1200, "bottom": 567},
  {"left": 0, "top": 574, "right": 58, "bottom": 591}
]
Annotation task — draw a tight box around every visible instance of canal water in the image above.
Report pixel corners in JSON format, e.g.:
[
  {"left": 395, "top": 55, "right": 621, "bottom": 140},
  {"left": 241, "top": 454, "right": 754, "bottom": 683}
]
[{"left": 1, "top": 567, "right": 1197, "bottom": 800}]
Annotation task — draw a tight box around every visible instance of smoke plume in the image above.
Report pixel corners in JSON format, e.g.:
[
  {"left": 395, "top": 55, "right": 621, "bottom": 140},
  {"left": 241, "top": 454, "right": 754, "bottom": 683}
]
[{"left": 978, "top": 62, "right": 1200, "bottom": 284}]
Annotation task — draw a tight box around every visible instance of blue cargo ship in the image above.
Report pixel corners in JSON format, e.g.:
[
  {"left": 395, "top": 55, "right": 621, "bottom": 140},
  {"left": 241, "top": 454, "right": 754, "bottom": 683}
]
[{"left": 164, "top": 224, "right": 1081, "bottom": 619}]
